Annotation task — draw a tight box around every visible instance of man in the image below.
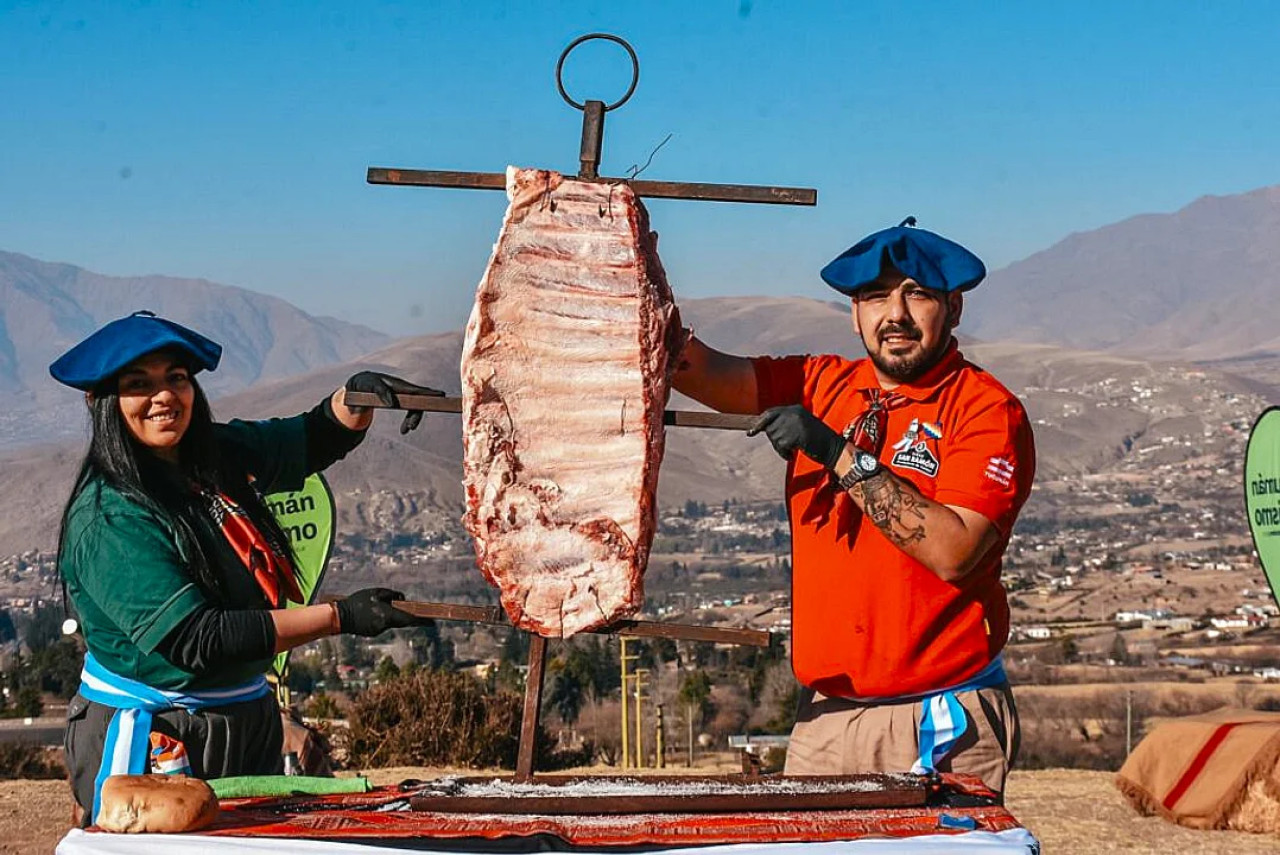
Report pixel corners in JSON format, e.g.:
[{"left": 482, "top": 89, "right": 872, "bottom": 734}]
[{"left": 672, "top": 221, "right": 1035, "bottom": 795}]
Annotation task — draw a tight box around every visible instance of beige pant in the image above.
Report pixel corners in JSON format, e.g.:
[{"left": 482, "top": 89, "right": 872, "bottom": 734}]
[{"left": 784, "top": 683, "right": 1020, "bottom": 797}]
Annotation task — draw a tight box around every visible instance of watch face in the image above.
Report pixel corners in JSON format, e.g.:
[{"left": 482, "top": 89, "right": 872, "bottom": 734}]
[{"left": 857, "top": 452, "right": 879, "bottom": 474}]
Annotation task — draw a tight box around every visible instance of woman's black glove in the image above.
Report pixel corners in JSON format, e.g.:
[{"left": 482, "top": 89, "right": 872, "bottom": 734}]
[
  {"left": 335, "top": 588, "right": 419, "bottom": 637},
  {"left": 747, "top": 405, "right": 846, "bottom": 469},
  {"left": 344, "top": 371, "right": 445, "bottom": 434}
]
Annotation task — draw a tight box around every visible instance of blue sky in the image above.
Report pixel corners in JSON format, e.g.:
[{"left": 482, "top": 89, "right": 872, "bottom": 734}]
[{"left": 3, "top": 1, "right": 1279, "bottom": 335}]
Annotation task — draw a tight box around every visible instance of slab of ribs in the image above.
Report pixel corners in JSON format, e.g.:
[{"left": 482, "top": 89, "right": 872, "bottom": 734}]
[{"left": 462, "top": 167, "right": 681, "bottom": 637}]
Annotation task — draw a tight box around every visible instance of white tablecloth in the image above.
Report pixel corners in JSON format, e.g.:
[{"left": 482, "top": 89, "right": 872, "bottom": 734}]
[{"left": 58, "top": 827, "right": 1039, "bottom": 854}]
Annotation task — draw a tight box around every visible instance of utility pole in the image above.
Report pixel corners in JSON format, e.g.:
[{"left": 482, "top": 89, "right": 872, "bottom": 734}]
[
  {"left": 634, "top": 668, "right": 649, "bottom": 768},
  {"left": 620, "top": 637, "right": 638, "bottom": 769},
  {"left": 687, "top": 701, "right": 695, "bottom": 767},
  {"left": 1125, "top": 689, "right": 1133, "bottom": 757},
  {"left": 655, "top": 702, "right": 666, "bottom": 769}
]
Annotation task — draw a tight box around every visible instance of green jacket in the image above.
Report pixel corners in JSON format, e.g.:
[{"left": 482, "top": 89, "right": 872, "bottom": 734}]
[{"left": 60, "top": 413, "right": 343, "bottom": 691}]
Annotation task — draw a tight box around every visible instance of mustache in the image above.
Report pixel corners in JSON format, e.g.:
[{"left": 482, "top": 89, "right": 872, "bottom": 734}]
[{"left": 878, "top": 323, "right": 921, "bottom": 341}]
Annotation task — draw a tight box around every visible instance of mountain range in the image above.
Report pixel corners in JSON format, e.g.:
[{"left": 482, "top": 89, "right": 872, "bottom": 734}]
[
  {"left": 0, "top": 295, "right": 1269, "bottom": 560},
  {"left": 968, "top": 184, "right": 1280, "bottom": 362},
  {"left": 0, "top": 251, "right": 389, "bottom": 449},
  {"left": 2, "top": 182, "right": 1279, "bottom": 560}
]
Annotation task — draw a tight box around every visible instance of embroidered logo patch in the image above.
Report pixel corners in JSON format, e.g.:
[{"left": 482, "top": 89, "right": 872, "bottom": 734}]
[
  {"left": 985, "top": 456, "right": 1015, "bottom": 487},
  {"left": 891, "top": 418, "right": 941, "bottom": 477}
]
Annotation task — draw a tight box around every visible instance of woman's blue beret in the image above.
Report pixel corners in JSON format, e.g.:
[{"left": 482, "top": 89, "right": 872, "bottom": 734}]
[
  {"left": 820, "top": 223, "right": 986, "bottom": 296},
  {"left": 49, "top": 311, "right": 222, "bottom": 391}
]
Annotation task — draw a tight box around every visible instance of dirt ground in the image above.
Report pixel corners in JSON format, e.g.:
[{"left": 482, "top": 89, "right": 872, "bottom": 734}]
[{"left": 8, "top": 768, "right": 1279, "bottom": 854}]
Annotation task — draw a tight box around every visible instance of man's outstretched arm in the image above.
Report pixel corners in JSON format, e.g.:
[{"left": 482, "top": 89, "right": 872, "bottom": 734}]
[{"left": 671, "top": 333, "right": 760, "bottom": 415}]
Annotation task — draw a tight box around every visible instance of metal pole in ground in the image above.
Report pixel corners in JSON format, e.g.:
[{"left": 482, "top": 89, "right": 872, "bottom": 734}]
[
  {"left": 634, "top": 669, "right": 649, "bottom": 767},
  {"left": 620, "top": 637, "right": 630, "bottom": 769},
  {"left": 1126, "top": 689, "right": 1133, "bottom": 757},
  {"left": 656, "top": 702, "right": 665, "bottom": 769},
  {"left": 687, "top": 702, "right": 695, "bottom": 767}
]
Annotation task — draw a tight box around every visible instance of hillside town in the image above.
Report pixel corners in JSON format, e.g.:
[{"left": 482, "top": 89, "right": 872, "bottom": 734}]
[{"left": 2, "top": 360, "right": 1275, "bottom": 692}]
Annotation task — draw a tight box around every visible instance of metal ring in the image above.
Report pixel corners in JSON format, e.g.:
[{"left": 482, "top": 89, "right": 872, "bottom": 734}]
[{"left": 555, "top": 33, "right": 639, "bottom": 112}]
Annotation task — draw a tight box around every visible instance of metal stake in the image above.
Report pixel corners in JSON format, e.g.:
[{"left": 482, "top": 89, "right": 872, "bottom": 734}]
[{"left": 515, "top": 635, "right": 548, "bottom": 782}]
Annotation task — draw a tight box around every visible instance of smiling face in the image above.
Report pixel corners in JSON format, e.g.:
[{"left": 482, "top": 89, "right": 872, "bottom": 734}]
[
  {"left": 852, "top": 265, "right": 962, "bottom": 387},
  {"left": 115, "top": 351, "right": 195, "bottom": 462}
]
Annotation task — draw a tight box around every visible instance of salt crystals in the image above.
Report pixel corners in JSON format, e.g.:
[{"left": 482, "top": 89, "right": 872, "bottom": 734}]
[{"left": 416, "top": 774, "right": 916, "bottom": 800}]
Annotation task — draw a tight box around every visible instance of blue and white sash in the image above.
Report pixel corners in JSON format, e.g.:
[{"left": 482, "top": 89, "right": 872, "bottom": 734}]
[
  {"left": 77, "top": 653, "right": 270, "bottom": 822},
  {"left": 909, "top": 655, "right": 1007, "bottom": 774}
]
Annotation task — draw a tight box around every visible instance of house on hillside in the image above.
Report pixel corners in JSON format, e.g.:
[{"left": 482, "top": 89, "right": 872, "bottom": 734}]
[{"left": 1143, "top": 616, "right": 1194, "bottom": 632}]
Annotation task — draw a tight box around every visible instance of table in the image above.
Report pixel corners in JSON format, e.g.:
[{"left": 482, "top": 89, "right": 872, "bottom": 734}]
[{"left": 59, "top": 827, "right": 1040, "bottom": 854}]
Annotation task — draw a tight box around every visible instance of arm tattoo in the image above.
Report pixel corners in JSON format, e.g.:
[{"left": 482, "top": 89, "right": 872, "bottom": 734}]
[{"left": 852, "top": 471, "right": 927, "bottom": 547}]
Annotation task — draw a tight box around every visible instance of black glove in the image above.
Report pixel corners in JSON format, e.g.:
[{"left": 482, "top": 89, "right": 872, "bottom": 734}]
[
  {"left": 335, "top": 588, "right": 419, "bottom": 637},
  {"left": 747, "top": 405, "right": 846, "bottom": 469},
  {"left": 344, "top": 371, "right": 445, "bottom": 434}
]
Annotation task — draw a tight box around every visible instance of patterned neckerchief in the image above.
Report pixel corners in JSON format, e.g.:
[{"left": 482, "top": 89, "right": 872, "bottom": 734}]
[{"left": 199, "top": 487, "right": 302, "bottom": 608}]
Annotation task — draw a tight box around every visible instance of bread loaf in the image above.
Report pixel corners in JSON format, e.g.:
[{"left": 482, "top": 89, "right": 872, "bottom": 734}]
[{"left": 97, "top": 774, "right": 219, "bottom": 833}]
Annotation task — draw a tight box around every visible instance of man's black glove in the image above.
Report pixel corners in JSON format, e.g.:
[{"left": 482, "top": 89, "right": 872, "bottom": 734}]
[
  {"left": 747, "top": 405, "right": 846, "bottom": 469},
  {"left": 344, "top": 371, "right": 445, "bottom": 434},
  {"left": 335, "top": 588, "right": 419, "bottom": 637}
]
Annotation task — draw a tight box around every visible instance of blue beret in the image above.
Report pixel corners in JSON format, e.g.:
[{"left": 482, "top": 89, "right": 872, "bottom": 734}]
[
  {"left": 820, "top": 222, "right": 986, "bottom": 296},
  {"left": 49, "top": 311, "right": 222, "bottom": 391}
]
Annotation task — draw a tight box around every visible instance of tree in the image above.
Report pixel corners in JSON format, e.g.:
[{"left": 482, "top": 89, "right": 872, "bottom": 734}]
[
  {"left": 765, "top": 679, "right": 799, "bottom": 733},
  {"left": 337, "top": 634, "right": 371, "bottom": 668},
  {"left": 499, "top": 627, "right": 530, "bottom": 666},
  {"left": 490, "top": 658, "right": 524, "bottom": 693},
  {"left": 650, "top": 637, "right": 679, "bottom": 665},
  {"left": 31, "top": 637, "right": 85, "bottom": 699},
  {"left": 557, "top": 638, "right": 619, "bottom": 700},
  {"left": 1108, "top": 634, "right": 1132, "bottom": 666},
  {"left": 1061, "top": 636, "right": 1080, "bottom": 663},
  {"left": 678, "top": 671, "right": 714, "bottom": 723},
  {"left": 286, "top": 658, "right": 321, "bottom": 694},
  {"left": 395, "top": 622, "right": 455, "bottom": 671},
  {"left": 19, "top": 604, "right": 63, "bottom": 654},
  {"left": 546, "top": 669, "right": 586, "bottom": 725},
  {"left": 375, "top": 656, "right": 401, "bottom": 683},
  {"left": 11, "top": 686, "right": 42, "bottom": 719},
  {"left": 305, "top": 692, "right": 341, "bottom": 719}
]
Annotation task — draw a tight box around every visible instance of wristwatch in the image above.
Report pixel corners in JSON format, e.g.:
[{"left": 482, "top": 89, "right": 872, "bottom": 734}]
[{"left": 837, "top": 451, "right": 882, "bottom": 491}]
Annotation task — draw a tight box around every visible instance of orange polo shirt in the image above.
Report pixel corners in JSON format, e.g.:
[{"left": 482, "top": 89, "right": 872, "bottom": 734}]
[{"left": 753, "top": 342, "right": 1035, "bottom": 699}]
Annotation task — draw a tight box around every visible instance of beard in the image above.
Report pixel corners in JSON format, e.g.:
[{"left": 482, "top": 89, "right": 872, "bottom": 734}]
[{"left": 864, "top": 322, "right": 952, "bottom": 383}]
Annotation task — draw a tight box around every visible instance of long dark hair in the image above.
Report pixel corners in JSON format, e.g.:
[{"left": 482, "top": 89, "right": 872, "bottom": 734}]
[{"left": 57, "top": 373, "right": 295, "bottom": 607}]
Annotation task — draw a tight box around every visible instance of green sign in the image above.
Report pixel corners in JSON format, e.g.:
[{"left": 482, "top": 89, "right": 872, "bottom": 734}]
[
  {"left": 1245, "top": 408, "right": 1280, "bottom": 607},
  {"left": 265, "top": 473, "right": 336, "bottom": 688}
]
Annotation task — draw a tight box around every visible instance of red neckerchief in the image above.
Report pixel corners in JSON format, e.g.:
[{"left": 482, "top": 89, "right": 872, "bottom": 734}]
[{"left": 199, "top": 488, "right": 302, "bottom": 607}]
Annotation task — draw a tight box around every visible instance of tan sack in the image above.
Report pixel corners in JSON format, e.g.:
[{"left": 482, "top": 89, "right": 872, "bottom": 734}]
[{"left": 97, "top": 774, "right": 219, "bottom": 833}]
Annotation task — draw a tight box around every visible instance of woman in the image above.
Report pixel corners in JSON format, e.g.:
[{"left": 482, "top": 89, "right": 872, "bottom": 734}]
[{"left": 50, "top": 311, "right": 439, "bottom": 825}]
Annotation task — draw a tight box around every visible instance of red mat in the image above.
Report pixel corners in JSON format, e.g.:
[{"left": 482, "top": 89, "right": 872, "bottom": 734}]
[{"left": 205, "top": 774, "right": 1023, "bottom": 846}]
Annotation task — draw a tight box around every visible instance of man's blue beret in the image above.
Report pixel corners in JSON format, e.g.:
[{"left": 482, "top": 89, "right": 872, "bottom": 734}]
[
  {"left": 49, "top": 311, "right": 222, "bottom": 391},
  {"left": 820, "top": 222, "right": 986, "bottom": 296}
]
